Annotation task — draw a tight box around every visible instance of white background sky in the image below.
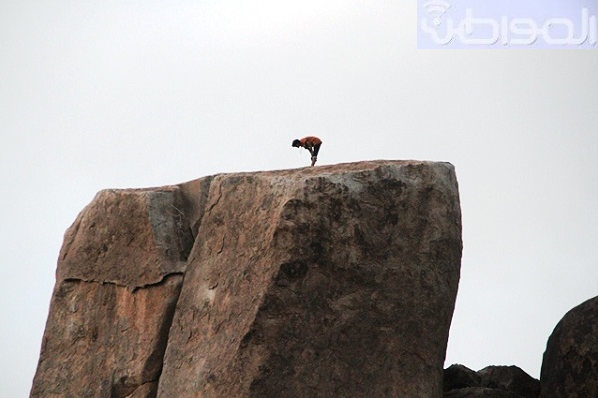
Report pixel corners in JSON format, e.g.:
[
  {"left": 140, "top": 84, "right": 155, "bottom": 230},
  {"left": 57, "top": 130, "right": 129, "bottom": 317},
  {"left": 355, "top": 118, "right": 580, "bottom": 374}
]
[{"left": 1, "top": 1, "right": 598, "bottom": 396}]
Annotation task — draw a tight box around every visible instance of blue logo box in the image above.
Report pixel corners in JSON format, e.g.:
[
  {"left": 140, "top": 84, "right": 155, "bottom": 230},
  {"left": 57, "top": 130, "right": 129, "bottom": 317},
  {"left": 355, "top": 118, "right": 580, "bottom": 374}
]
[{"left": 417, "top": 0, "right": 598, "bottom": 49}]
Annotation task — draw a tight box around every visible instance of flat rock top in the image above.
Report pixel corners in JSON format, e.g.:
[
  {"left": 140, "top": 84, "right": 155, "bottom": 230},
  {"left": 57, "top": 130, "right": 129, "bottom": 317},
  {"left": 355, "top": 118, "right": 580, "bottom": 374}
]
[{"left": 191, "top": 159, "right": 455, "bottom": 181}]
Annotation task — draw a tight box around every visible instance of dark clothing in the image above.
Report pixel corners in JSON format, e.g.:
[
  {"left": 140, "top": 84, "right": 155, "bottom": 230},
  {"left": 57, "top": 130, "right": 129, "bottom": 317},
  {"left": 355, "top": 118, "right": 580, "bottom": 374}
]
[{"left": 312, "top": 142, "right": 321, "bottom": 157}]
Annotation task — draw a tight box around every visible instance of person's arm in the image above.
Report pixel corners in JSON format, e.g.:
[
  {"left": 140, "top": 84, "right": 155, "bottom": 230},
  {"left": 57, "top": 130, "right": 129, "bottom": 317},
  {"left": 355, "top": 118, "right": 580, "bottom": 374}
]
[{"left": 302, "top": 138, "right": 315, "bottom": 155}]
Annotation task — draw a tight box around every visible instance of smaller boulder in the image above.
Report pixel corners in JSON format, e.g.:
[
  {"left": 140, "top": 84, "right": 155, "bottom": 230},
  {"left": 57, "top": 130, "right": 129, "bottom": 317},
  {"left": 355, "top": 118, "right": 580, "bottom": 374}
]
[
  {"left": 478, "top": 366, "right": 540, "bottom": 398},
  {"left": 444, "top": 364, "right": 482, "bottom": 391},
  {"left": 540, "top": 295, "right": 598, "bottom": 398}
]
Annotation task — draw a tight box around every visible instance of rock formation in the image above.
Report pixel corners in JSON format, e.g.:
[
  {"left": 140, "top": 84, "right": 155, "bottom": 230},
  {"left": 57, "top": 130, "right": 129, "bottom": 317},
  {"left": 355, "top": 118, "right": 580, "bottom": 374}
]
[
  {"left": 540, "top": 295, "right": 598, "bottom": 398},
  {"left": 477, "top": 366, "right": 540, "bottom": 398},
  {"left": 30, "top": 160, "right": 462, "bottom": 398},
  {"left": 444, "top": 364, "right": 482, "bottom": 392},
  {"left": 444, "top": 364, "right": 539, "bottom": 398},
  {"left": 29, "top": 184, "right": 207, "bottom": 398}
]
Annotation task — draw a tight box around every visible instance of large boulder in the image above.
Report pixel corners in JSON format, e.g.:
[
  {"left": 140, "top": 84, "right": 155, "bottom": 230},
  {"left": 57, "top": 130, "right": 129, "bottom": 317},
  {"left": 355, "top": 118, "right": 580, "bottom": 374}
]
[
  {"left": 31, "top": 160, "right": 462, "bottom": 398},
  {"left": 540, "top": 295, "right": 598, "bottom": 398},
  {"left": 157, "top": 161, "right": 462, "bottom": 398}
]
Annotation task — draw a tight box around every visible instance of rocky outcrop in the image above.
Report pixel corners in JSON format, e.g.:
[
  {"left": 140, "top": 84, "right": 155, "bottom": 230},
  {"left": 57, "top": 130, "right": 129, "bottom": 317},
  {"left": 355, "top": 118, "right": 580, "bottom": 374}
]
[
  {"left": 540, "top": 295, "right": 598, "bottom": 398},
  {"left": 478, "top": 366, "right": 540, "bottom": 398},
  {"left": 444, "top": 364, "right": 482, "bottom": 391},
  {"left": 444, "top": 365, "right": 539, "bottom": 398},
  {"left": 31, "top": 160, "right": 462, "bottom": 398},
  {"left": 30, "top": 183, "right": 211, "bottom": 398}
]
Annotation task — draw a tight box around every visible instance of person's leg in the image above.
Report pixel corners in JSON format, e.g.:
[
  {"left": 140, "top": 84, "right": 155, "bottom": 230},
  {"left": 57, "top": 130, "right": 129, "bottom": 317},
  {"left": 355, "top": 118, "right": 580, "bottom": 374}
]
[
  {"left": 310, "top": 143, "right": 320, "bottom": 166},
  {"left": 313, "top": 143, "right": 321, "bottom": 157}
]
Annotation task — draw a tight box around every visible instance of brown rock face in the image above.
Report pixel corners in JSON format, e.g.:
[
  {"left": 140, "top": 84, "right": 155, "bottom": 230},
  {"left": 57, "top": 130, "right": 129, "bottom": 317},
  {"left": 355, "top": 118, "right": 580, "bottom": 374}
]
[
  {"left": 30, "top": 185, "right": 208, "bottom": 398},
  {"left": 540, "top": 295, "right": 598, "bottom": 398},
  {"left": 31, "top": 161, "right": 462, "bottom": 398}
]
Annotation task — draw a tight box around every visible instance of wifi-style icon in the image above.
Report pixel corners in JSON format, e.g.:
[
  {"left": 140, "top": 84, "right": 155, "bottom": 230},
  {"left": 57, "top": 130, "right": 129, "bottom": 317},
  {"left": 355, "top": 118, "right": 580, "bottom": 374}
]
[{"left": 423, "top": 0, "right": 451, "bottom": 26}]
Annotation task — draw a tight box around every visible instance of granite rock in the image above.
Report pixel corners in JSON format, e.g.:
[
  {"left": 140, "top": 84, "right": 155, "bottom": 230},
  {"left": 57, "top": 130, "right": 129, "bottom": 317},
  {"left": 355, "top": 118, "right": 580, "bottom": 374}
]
[
  {"left": 31, "top": 161, "right": 462, "bottom": 398},
  {"left": 540, "top": 295, "right": 598, "bottom": 398}
]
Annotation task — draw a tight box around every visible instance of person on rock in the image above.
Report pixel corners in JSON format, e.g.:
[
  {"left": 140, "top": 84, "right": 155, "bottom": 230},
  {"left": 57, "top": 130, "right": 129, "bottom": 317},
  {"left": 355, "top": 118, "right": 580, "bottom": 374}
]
[{"left": 292, "top": 136, "right": 323, "bottom": 167}]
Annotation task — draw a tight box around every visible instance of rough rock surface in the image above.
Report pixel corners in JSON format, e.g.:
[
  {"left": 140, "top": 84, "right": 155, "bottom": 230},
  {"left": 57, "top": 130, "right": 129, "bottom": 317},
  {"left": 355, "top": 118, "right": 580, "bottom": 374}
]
[
  {"left": 478, "top": 366, "right": 540, "bottom": 398},
  {"left": 30, "top": 184, "right": 208, "bottom": 398},
  {"left": 540, "top": 295, "right": 598, "bottom": 398},
  {"left": 444, "top": 364, "right": 482, "bottom": 392},
  {"left": 31, "top": 160, "right": 462, "bottom": 398},
  {"left": 443, "top": 364, "right": 539, "bottom": 398},
  {"left": 444, "top": 387, "right": 522, "bottom": 398}
]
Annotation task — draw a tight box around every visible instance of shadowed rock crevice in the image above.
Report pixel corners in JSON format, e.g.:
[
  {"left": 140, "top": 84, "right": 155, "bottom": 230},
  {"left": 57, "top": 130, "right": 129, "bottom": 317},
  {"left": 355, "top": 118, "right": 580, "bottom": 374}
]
[
  {"left": 177, "top": 175, "right": 215, "bottom": 239},
  {"left": 62, "top": 271, "right": 185, "bottom": 292},
  {"left": 123, "top": 381, "right": 159, "bottom": 398}
]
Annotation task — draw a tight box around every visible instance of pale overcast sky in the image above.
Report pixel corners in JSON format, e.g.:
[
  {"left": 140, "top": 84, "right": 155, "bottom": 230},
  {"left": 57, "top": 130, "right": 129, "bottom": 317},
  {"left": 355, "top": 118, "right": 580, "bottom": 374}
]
[{"left": 2, "top": 1, "right": 598, "bottom": 397}]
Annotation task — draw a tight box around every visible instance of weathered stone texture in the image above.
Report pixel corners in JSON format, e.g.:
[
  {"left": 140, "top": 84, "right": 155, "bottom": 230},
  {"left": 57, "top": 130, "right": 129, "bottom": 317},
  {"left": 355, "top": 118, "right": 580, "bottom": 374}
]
[
  {"left": 540, "top": 295, "right": 598, "bottom": 398},
  {"left": 30, "top": 183, "right": 209, "bottom": 398},
  {"left": 158, "top": 161, "right": 462, "bottom": 398},
  {"left": 478, "top": 366, "right": 540, "bottom": 398},
  {"left": 444, "top": 364, "right": 482, "bottom": 392},
  {"left": 31, "top": 161, "right": 462, "bottom": 398},
  {"left": 443, "top": 364, "right": 539, "bottom": 398}
]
